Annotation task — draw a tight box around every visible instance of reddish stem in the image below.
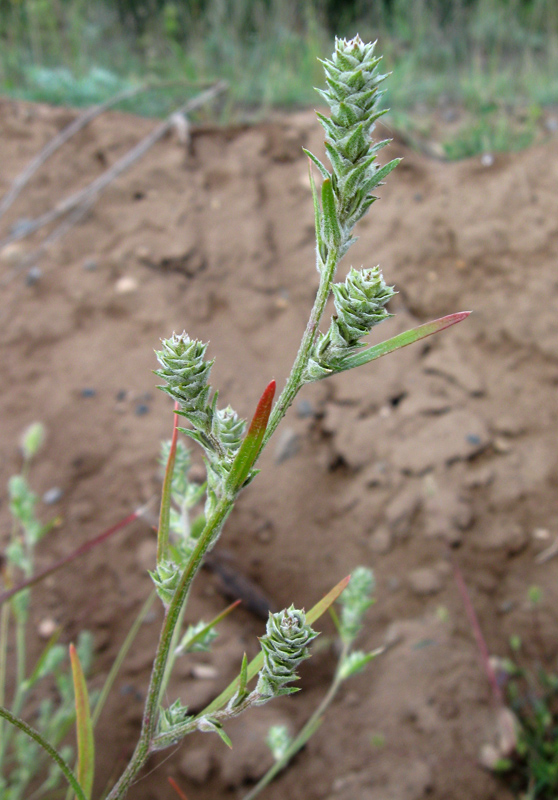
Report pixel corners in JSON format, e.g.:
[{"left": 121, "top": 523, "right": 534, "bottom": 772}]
[
  {"left": 0, "top": 510, "right": 139, "bottom": 607},
  {"left": 452, "top": 557, "right": 503, "bottom": 705},
  {"left": 168, "top": 777, "right": 189, "bottom": 800}
]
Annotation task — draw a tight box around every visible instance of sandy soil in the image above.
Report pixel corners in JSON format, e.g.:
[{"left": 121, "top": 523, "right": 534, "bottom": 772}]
[{"left": 1, "top": 98, "right": 558, "bottom": 800}]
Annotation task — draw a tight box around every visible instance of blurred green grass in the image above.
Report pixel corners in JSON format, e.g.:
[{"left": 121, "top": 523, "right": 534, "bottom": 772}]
[{"left": 1, "top": 0, "right": 558, "bottom": 158}]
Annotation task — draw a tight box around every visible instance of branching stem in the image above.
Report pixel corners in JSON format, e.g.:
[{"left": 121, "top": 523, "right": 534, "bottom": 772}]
[
  {"left": 105, "top": 495, "right": 233, "bottom": 799},
  {"left": 262, "top": 244, "right": 340, "bottom": 449}
]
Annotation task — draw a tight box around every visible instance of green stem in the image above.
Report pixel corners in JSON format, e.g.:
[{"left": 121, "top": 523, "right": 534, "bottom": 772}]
[
  {"left": 105, "top": 495, "right": 234, "bottom": 800},
  {"left": 4, "top": 610, "right": 29, "bottom": 760},
  {"left": 0, "top": 705, "right": 87, "bottom": 800},
  {"left": 242, "top": 642, "right": 350, "bottom": 800},
  {"left": 157, "top": 404, "right": 180, "bottom": 564},
  {"left": 0, "top": 602, "right": 10, "bottom": 769},
  {"left": 262, "top": 244, "right": 340, "bottom": 449},
  {"left": 158, "top": 591, "right": 189, "bottom": 701},
  {"left": 93, "top": 592, "right": 157, "bottom": 729}
]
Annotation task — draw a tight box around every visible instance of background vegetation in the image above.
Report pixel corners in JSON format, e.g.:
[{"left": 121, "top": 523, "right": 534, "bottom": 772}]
[{"left": 1, "top": 0, "right": 558, "bottom": 156}]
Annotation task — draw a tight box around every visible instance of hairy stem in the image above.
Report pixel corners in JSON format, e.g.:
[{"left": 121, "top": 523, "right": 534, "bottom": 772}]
[
  {"left": 105, "top": 495, "right": 233, "bottom": 800},
  {"left": 262, "top": 244, "right": 340, "bottom": 449},
  {"left": 0, "top": 603, "right": 10, "bottom": 769},
  {"left": 0, "top": 705, "right": 87, "bottom": 800},
  {"left": 242, "top": 641, "right": 350, "bottom": 800}
]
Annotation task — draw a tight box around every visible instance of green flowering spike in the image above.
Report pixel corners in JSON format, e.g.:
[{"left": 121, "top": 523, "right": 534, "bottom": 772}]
[
  {"left": 155, "top": 332, "right": 213, "bottom": 427},
  {"left": 149, "top": 559, "right": 181, "bottom": 606},
  {"left": 331, "top": 266, "right": 395, "bottom": 346},
  {"left": 338, "top": 566, "right": 375, "bottom": 643},
  {"left": 303, "top": 266, "right": 395, "bottom": 382},
  {"left": 267, "top": 724, "right": 292, "bottom": 762},
  {"left": 158, "top": 699, "right": 192, "bottom": 734},
  {"left": 255, "top": 606, "right": 318, "bottom": 701},
  {"left": 309, "top": 35, "right": 401, "bottom": 251},
  {"left": 213, "top": 406, "right": 246, "bottom": 454},
  {"left": 338, "top": 649, "right": 376, "bottom": 681},
  {"left": 20, "top": 421, "right": 45, "bottom": 461},
  {"left": 177, "top": 620, "right": 218, "bottom": 654}
]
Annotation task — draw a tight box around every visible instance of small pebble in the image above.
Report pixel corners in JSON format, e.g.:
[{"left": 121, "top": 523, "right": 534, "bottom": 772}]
[
  {"left": 119, "top": 684, "right": 143, "bottom": 701},
  {"left": 116, "top": 389, "right": 127, "bottom": 401},
  {"left": 296, "top": 399, "right": 314, "bottom": 418},
  {"left": 115, "top": 275, "right": 138, "bottom": 294},
  {"left": 493, "top": 436, "right": 512, "bottom": 454},
  {"left": 414, "top": 192, "right": 423, "bottom": 203},
  {"left": 81, "top": 388, "right": 96, "bottom": 398},
  {"left": 37, "top": 617, "right": 57, "bottom": 639},
  {"left": 0, "top": 243, "right": 25, "bottom": 263},
  {"left": 274, "top": 428, "right": 300, "bottom": 463},
  {"left": 408, "top": 567, "right": 444, "bottom": 596},
  {"left": 481, "top": 152, "right": 494, "bottom": 167},
  {"left": 533, "top": 528, "right": 550, "bottom": 540},
  {"left": 466, "top": 433, "right": 482, "bottom": 446},
  {"left": 135, "top": 403, "right": 150, "bottom": 416},
  {"left": 498, "top": 599, "right": 515, "bottom": 614},
  {"left": 369, "top": 526, "right": 392, "bottom": 554},
  {"left": 25, "top": 266, "right": 42, "bottom": 286},
  {"left": 11, "top": 218, "right": 33, "bottom": 237},
  {"left": 42, "top": 487, "right": 63, "bottom": 505},
  {"left": 82, "top": 258, "right": 97, "bottom": 271},
  {"left": 191, "top": 664, "right": 218, "bottom": 680}
]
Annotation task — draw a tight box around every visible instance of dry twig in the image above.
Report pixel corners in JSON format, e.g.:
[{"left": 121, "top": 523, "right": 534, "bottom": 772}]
[
  {"left": 0, "top": 80, "right": 204, "bottom": 221},
  {"left": 0, "top": 81, "right": 227, "bottom": 253}
]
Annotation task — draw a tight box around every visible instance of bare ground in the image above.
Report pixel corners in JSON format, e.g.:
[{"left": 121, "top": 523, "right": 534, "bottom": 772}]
[{"left": 1, "top": 98, "right": 558, "bottom": 800}]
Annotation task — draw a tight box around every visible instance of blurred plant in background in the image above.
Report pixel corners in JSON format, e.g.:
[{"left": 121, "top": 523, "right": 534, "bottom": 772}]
[
  {"left": 0, "top": 423, "right": 95, "bottom": 800},
  {"left": 1, "top": 0, "right": 558, "bottom": 155}
]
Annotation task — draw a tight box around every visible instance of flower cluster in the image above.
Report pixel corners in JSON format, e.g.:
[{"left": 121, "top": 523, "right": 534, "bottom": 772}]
[
  {"left": 255, "top": 607, "right": 318, "bottom": 700},
  {"left": 155, "top": 333, "right": 213, "bottom": 427},
  {"left": 304, "top": 266, "right": 395, "bottom": 381},
  {"left": 307, "top": 35, "right": 400, "bottom": 264},
  {"left": 155, "top": 332, "right": 246, "bottom": 468}
]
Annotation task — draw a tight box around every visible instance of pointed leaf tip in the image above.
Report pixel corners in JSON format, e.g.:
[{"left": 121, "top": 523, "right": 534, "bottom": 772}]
[
  {"left": 70, "top": 644, "right": 95, "bottom": 800},
  {"left": 248, "top": 380, "right": 276, "bottom": 438},
  {"left": 226, "top": 380, "right": 276, "bottom": 494}
]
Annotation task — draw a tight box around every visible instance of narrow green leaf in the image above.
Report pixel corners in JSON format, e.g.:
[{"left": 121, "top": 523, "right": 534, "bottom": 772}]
[
  {"left": 362, "top": 157, "right": 402, "bottom": 194},
  {"left": 306, "top": 158, "right": 324, "bottom": 271},
  {"left": 92, "top": 591, "right": 156, "bottom": 728},
  {"left": 70, "top": 644, "right": 95, "bottom": 800},
  {"left": 225, "top": 380, "right": 275, "bottom": 495},
  {"left": 215, "top": 725, "right": 233, "bottom": 748},
  {"left": 0, "top": 705, "right": 87, "bottom": 800},
  {"left": 321, "top": 178, "right": 342, "bottom": 248},
  {"left": 157, "top": 402, "right": 180, "bottom": 564},
  {"left": 334, "top": 312, "right": 471, "bottom": 374},
  {"left": 238, "top": 653, "right": 249, "bottom": 697},
  {"left": 198, "top": 574, "right": 351, "bottom": 717},
  {"left": 176, "top": 599, "right": 241, "bottom": 654},
  {"left": 22, "top": 627, "right": 62, "bottom": 691},
  {"left": 203, "top": 718, "right": 233, "bottom": 748},
  {"left": 302, "top": 148, "right": 330, "bottom": 180}
]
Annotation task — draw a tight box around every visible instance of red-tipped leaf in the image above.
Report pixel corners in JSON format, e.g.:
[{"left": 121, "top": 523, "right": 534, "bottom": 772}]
[
  {"left": 336, "top": 312, "right": 471, "bottom": 373},
  {"left": 226, "top": 380, "right": 275, "bottom": 494}
]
